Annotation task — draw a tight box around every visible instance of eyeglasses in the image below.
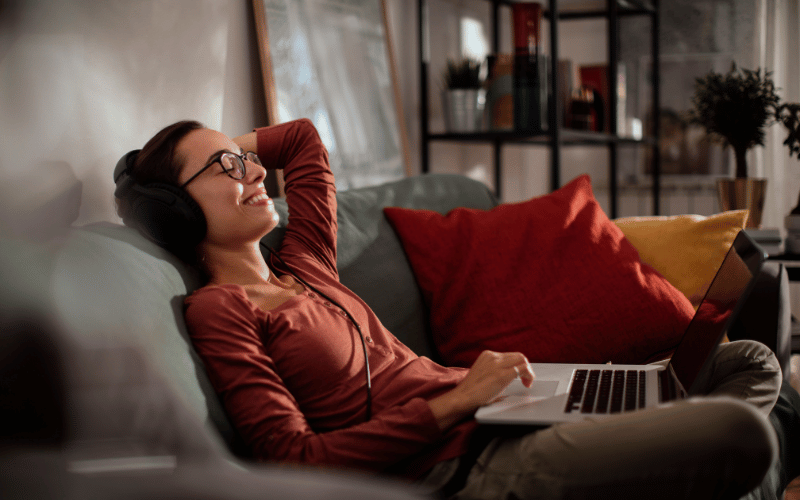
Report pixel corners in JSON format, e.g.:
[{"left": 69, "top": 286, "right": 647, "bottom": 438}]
[{"left": 180, "top": 151, "right": 262, "bottom": 189}]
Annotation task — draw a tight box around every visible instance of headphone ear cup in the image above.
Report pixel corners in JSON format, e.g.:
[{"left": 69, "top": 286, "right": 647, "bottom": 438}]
[{"left": 127, "top": 182, "right": 207, "bottom": 253}]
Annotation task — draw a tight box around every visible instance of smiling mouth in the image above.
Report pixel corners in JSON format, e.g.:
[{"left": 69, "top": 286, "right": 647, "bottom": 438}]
[{"left": 244, "top": 192, "right": 270, "bottom": 206}]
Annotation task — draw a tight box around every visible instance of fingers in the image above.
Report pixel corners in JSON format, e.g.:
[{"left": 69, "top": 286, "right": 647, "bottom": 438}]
[
  {"left": 516, "top": 362, "right": 536, "bottom": 388},
  {"left": 501, "top": 352, "right": 534, "bottom": 388},
  {"left": 455, "top": 351, "right": 537, "bottom": 410},
  {"left": 478, "top": 350, "right": 535, "bottom": 388},
  {"left": 478, "top": 350, "right": 524, "bottom": 368},
  {"left": 232, "top": 131, "right": 258, "bottom": 153}
]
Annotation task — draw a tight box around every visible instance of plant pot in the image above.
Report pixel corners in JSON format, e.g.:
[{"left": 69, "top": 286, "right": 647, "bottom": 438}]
[
  {"left": 785, "top": 214, "right": 800, "bottom": 254},
  {"left": 443, "top": 89, "right": 486, "bottom": 133},
  {"left": 716, "top": 178, "right": 767, "bottom": 228}
]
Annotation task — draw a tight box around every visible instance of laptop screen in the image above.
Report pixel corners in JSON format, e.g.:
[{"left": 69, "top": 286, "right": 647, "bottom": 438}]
[{"left": 668, "top": 231, "right": 766, "bottom": 395}]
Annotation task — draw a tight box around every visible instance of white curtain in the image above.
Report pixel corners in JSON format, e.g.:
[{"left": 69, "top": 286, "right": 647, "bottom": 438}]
[{"left": 757, "top": 0, "right": 800, "bottom": 228}]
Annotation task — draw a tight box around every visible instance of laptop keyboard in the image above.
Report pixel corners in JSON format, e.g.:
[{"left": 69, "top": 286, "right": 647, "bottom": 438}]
[{"left": 564, "top": 369, "right": 647, "bottom": 414}]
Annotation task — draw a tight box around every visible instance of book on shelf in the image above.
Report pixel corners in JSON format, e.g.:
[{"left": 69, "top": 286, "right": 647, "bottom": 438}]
[{"left": 578, "top": 65, "right": 609, "bottom": 133}]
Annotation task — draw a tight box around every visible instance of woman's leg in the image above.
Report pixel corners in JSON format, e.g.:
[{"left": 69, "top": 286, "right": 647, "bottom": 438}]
[
  {"left": 450, "top": 340, "right": 782, "bottom": 499},
  {"left": 693, "top": 340, "right": 782, "bottom": 415},
  {"left": 454, "top": 397, "right": 777, "bottom": 500}
]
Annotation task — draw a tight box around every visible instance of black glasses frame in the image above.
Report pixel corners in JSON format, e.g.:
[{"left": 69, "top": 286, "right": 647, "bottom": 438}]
[{"left": 180, "top": 151, "right": 261, "bottom": 189}]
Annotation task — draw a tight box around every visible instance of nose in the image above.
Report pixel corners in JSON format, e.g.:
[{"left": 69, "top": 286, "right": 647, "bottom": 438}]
[{"left": 245, "top": 158, "right": 267, "bottom": 185}]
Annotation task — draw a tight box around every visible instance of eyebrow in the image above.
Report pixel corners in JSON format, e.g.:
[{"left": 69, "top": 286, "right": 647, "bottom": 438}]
[
  {"left": 204, "top": 146, "right": 245, "bottom": 166},
  {"left": 204, "top": 148, "right": 233, "bottom": 167}
]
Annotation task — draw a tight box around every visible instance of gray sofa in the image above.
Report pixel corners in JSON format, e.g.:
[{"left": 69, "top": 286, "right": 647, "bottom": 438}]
[{"left": 1, "top": 173, "right": 797, "bottom": 499}]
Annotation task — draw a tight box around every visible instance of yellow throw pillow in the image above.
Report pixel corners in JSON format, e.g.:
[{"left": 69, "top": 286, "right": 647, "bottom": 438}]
[{"left": 614, "top": 210, "right": 749, "bottom": 300}]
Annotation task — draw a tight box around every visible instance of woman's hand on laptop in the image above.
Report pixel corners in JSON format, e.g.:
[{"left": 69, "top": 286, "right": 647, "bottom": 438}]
[{"left": 428, "top": 351, "right": 535, "bottom": 430}]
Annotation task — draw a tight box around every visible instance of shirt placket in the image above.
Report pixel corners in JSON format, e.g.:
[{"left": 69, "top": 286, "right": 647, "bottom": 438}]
[{"left": 307, "top": 291, "right": 386, "bottom": 356}]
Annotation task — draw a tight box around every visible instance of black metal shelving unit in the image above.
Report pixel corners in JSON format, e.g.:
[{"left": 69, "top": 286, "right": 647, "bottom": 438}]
[{"left": 417, "top": 0, "right": 661, "bottom": 217}]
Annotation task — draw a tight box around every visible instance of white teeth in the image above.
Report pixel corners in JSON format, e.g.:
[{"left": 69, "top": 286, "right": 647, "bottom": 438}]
[{"left": 245, "top": 193, "right": 269, "bottom": 205}]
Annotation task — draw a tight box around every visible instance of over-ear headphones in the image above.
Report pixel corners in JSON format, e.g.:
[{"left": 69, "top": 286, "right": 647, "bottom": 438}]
[{"left": 113, "top": 149, "right": 207, "bottom": 254}]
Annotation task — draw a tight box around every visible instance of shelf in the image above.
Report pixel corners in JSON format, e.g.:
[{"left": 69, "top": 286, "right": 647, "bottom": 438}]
[
  {"left": 427, "top": 129, "right": 657, "bottom": 146},
  {"left": 484, "top": 0, "right": 655, "bottom": 16},
  {"left": 418, "top": 0, "right": 661, "bottom": 216},
  {"left": 771, "top": 254, "right": 800, "bottom": 261},
  {"left": 557, "top": 8, "right": 654, "bottom": 19}
]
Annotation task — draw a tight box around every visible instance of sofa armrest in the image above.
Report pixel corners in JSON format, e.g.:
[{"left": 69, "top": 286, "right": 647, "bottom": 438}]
[{"left": 727, "top": 262, "right": 792, "bottom": 380}]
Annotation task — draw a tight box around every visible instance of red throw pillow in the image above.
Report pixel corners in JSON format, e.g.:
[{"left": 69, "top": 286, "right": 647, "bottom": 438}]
[{"left": 383, "top": 175, "right": 695, "bottom": 367}]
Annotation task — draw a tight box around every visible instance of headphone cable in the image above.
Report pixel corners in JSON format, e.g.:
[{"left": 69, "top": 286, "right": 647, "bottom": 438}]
[{"left": 260, "top": 243, "right": 372, "bottom": 422}]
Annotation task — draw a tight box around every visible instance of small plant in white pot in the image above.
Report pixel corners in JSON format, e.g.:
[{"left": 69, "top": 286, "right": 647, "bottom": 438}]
[
  {"left": 442, "top": 58, "right": 485, "bottom": 133},
  {"left": 690, "top": 63, "right": 781, "bottom": 227}
]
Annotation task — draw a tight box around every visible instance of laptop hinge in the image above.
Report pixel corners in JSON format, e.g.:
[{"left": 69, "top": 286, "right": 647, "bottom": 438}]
[
  {"left": 659, "top": 365, "right": 688, "bottom": 403},
  {"left": 658, "top": 369, "right": 672, "bottom": 403}
]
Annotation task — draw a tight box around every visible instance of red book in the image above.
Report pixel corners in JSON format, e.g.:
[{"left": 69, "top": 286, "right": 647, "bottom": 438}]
[{"left": 512, "top": 3, "right": 543, "bottom": 55}]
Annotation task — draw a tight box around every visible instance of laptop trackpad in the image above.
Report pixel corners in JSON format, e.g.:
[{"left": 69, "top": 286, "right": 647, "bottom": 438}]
[
  {"left": 478, "top": 380, "right": 562, "bottom": 418},
  {"left": 502, "top": 379, "right": 560, "bottom": 398},
  {"left": 527, "top": 379, "right": 559, "bottom": 397}
]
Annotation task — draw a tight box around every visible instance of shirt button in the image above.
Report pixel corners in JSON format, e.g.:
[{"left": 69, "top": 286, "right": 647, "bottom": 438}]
[
  {"left": 366, "top": 337, "right": 373, "bottom": 344},
  {"left": 324, "top": 301, "right": 333, "bottom": 307},
  {"left": 308, "top": 292, "right": 316, "bottom": 299},
  {"left": 339, "top": 310, "right": 347, "bottom": 317}
]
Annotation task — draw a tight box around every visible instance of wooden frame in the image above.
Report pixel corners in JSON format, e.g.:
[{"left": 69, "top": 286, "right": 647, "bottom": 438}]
[{"left": 252, "top": 0, "right": 411, "bottom": 191}]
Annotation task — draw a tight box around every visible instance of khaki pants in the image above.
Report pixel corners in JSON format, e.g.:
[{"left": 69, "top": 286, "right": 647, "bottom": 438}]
[{"left": 420, "top": 340, "right": 782, "bottom": 500}]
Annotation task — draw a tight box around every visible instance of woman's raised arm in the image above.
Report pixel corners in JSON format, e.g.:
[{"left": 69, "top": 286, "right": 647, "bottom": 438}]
[
  {"left": 252, "top": 119, "right": 338, "bottom": 277},
  {"left": 232, "top": 131, "right": 257, "bottom": 153}
]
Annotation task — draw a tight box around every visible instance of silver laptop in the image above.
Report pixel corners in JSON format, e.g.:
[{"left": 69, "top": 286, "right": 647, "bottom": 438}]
[{"left": 475, "top": 230, "right": 766, "bottom": 426}]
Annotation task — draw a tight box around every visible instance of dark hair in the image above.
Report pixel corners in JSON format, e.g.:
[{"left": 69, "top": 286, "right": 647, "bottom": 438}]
[
  {"left": 134, "top": 120, "right": 205, "bottom": 186},
  {"left": 116, "top": 120, "right": 204, "bottom": 222}
]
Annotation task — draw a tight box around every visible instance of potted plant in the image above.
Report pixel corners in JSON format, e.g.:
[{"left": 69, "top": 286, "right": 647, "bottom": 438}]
[
  {"left": 442, "top": 58, "right": 485, "bottom": 133},
  {"left": 777, "top": 102, "right": 800, "bottom": 160},
  {"left": 690, "top": 63, "right": 781, "bottom": 227},
  {"left": 777, "top": 102, "right": 800, "bottom": 252}
]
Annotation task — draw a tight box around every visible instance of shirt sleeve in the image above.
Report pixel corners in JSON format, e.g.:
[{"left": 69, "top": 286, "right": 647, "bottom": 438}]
[
  {"left": 185, "top": 286, "right": 444, "bottom": 472},
  {"left": 255, "top": 119, "right": 338, "bottom": 278}
]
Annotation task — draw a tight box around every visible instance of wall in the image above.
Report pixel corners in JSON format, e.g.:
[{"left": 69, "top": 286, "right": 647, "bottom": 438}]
[{"left": 0, "top": 0, "right": 265, "bottom": 236}]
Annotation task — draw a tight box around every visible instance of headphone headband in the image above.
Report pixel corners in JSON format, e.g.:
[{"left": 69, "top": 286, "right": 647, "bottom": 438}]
[{"left": 113, "top": 149, "right": 141, "bottom": 199}]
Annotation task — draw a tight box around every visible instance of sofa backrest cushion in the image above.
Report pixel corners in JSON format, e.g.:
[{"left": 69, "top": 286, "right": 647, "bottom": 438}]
[
  {"left": 51, "top": 223, "right": 247, "bottom": 456},
  {"left": 261, "top": 173, "right": 498, "bottom": 359}
]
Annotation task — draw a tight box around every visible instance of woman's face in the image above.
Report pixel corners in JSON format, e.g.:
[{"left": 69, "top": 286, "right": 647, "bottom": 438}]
[{"left": 175, "top": 128, "right": 279, "bottom": 247}]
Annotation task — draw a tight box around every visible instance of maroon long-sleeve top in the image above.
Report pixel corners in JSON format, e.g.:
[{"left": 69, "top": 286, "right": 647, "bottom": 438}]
[{"left": 184, "top": 119, "right": 477, "bottom": 478}]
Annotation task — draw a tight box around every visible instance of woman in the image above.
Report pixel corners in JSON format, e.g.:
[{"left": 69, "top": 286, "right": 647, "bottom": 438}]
[{"left": 116, "top": 118, "right": 782, "bottom": 499}]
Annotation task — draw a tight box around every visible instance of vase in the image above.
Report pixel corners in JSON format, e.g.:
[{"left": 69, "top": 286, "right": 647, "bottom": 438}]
[
  {"left": 443, "top": 89, "right": 486, "bottom": 133},
  {"left": 716, "top": 178, "right": 767, "bottom": 228},
  {"left": 785, "top": 214, "right": 800, "bottom": 254}
]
